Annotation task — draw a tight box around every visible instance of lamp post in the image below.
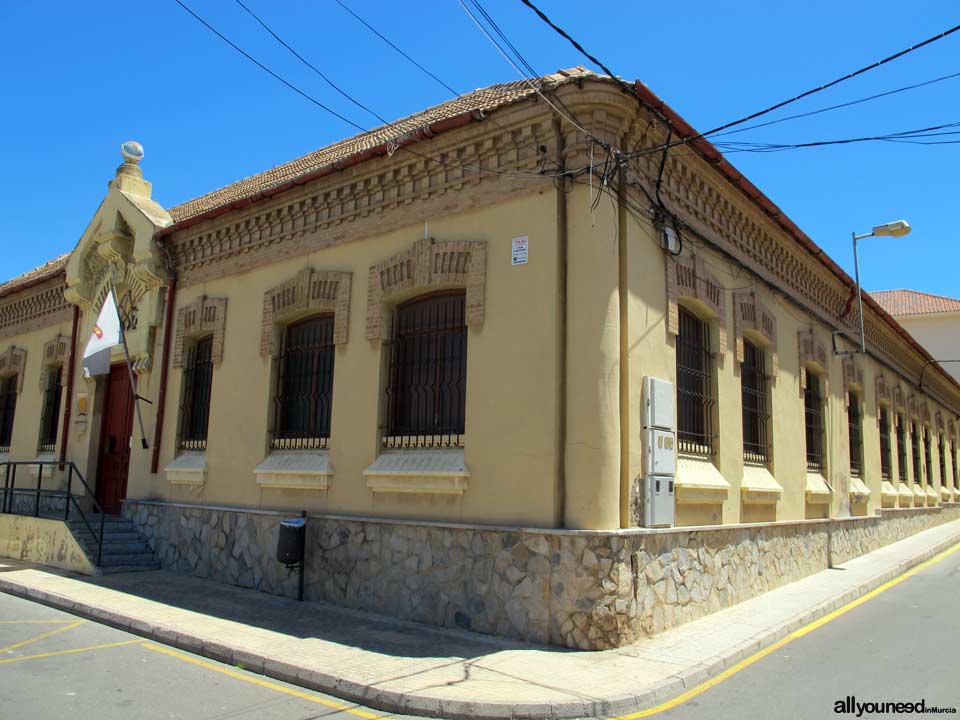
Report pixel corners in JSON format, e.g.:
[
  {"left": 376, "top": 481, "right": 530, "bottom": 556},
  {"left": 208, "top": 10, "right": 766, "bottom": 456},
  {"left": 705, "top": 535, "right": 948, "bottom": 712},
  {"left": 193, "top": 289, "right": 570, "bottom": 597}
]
[{"left": 852, "top": 220, "right": 912, "bottom": 353}]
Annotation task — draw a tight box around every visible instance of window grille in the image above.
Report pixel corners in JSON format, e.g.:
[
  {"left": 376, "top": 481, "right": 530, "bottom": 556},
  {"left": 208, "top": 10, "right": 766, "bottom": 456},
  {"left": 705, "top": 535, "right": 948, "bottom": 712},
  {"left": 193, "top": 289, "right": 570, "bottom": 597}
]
[
  {"left": 879, "top": 409, "right": 892, "bottom": 480},
  {"left": 0, "top": 375, "right": 17, "bottom": 453},
  {"left": 178, "top": 337, "right": 214, "bottom": 451},
  {"left": 741, "top": 339, "right": 770, "bottom": 463},
  {"left": 847, "top": 392, "right": 863, "bottom": 477},
  {"left": 676, "top": 307, "right": 715, "bottom": 456},
  {"left": 804, "top": 372, "right": 825, "bottom": 472},
  {"left": 954, "top": 440, "right": 959, "bottom": 489},
  {"left": 38, "top": 365, "right": 62, "bottom": 452},
  {"left": 912, "top": 423, "right": 922, "bottom": 485},
  {"left": 383, "top": 292, "right": 467, "bottom": 448},
  {"left": 896, "top": 415, "right": 908, "bottom": 482},
  {"left": 924, "top": 427, "right": 933, "bottom": 488},
  {"left": 272, "top": 316, "right": 335, "bottom": 450},
  {"left": 938, "top": 434, "right": 946, "bottom": 490}
]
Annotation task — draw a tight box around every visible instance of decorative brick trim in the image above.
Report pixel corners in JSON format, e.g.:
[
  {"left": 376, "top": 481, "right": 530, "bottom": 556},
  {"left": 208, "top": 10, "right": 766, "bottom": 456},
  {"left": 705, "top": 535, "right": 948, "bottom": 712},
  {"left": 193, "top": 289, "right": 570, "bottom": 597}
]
[
  {"left": 935, "top": 410, "right": 945, "bottom": 432},
  {"left": 948, "top": 418, "right": 956, "bottom": 439},
  {"left": 260, "top": 268, "right": 352, "bottom": 356},
  {"left": 0, "top": 278, "right": 72, "bottom": 341},
  {"left": 893, "top": 384, "right": 906, "bottom": 412},
  {"left": 876, "top": 373, "right": 891, "bottom": 408},
  {"left": 797, "top": 330, "right": 829, "bottom": 398},
  {"left": 842, "top": 357, "right": 864, "bottom": 406},
  {"left": 907, "top": 394, "right": 918, "bottom": 419},
  {"left": 38, "top": 334, "right": 71, "bottom": 391},
  {"left": 733, "top": 291, "right": 777, "bottom": 376},
  {"left": 366, "top": 238, "right": 487, "bottom": 341},
  {"left": 0, "top": 346, "right": 27, "bottom": 392},
  {"left": 920, "top": 400, "right": 931, "bottom": 425},
  {"left": 666, "top": 254, "right": 727, "bottom": 354},
  {"left": 173, "top": 296, "right": 228, "bottom": 369}
]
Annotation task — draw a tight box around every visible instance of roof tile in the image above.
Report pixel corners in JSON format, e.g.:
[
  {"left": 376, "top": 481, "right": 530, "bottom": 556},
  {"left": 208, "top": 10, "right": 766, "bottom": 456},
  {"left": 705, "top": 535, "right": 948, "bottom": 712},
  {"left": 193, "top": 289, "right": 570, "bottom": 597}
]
[{"left": 871, "top": 289, "right": 960, "bottom": 316}]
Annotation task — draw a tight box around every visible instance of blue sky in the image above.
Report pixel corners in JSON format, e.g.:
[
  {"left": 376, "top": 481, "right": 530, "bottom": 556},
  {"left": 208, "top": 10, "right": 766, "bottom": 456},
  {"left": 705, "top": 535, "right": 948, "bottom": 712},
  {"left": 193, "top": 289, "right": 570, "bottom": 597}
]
[{"left": 1, "top": 1, "right": 958, "bottom": 296}]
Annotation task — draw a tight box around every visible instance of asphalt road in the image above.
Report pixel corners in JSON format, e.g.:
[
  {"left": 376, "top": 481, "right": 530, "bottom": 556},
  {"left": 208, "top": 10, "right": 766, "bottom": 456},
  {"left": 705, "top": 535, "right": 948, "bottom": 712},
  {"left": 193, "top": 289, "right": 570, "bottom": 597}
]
[
  {"left": 0, "top": 591, "right": 424, "bottom": 720},
  {"left": 1, "top": 548, "right": 957, "bottom": 720},
  {"left": 657, "top": 547, "right": 960, "bottom": 720}
]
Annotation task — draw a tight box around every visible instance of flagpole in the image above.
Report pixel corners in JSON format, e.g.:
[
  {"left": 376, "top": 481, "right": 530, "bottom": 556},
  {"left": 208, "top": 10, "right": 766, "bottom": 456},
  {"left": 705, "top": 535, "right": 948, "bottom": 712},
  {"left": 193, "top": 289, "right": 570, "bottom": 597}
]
[{"left": 111, "top": 286, "right": 150, "bottom": 450}]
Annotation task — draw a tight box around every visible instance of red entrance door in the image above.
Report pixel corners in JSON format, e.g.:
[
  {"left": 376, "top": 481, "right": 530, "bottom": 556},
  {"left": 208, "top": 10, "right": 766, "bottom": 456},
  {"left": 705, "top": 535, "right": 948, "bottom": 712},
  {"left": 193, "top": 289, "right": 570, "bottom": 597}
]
[{"left": 96, "top": 364, "right": 135, "bottom": 514}]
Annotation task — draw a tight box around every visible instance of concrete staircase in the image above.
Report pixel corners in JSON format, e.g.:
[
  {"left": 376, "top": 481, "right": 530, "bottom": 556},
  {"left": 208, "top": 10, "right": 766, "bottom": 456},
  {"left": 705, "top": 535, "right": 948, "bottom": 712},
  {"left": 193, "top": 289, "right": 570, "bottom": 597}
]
[{"left": 69, "top": 515, "right": 160, "bottom": 574}]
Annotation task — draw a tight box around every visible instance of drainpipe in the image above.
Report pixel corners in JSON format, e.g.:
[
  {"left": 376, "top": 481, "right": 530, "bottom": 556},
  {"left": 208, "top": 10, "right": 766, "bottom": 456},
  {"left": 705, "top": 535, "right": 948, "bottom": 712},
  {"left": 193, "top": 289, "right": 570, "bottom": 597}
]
[
  {"left": 617, "top": 159, "right": 630, "bottom": 528},
  {"left": 58, "top": 305, "right": 80, "bottom": 466},
  {"left": 150, "top": 276, "right": 177, "bottom": 474},
  {"left": 554, "top": 116, "right": 568, "bottom": 527}
]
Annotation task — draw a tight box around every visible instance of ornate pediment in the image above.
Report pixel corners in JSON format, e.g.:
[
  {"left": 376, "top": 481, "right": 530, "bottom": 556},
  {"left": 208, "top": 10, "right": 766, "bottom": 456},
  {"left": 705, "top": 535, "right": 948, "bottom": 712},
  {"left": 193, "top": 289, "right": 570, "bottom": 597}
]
[{"left": 64, "top": 145, "right": 172, "bottom": 374}]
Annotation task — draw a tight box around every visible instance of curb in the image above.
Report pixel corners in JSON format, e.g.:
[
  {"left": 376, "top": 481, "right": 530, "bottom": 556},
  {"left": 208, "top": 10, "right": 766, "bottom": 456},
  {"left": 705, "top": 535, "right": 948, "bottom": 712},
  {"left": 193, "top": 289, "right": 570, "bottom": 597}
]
[{"left": 1, "top": 530, "right": 958, "bottom": 720}]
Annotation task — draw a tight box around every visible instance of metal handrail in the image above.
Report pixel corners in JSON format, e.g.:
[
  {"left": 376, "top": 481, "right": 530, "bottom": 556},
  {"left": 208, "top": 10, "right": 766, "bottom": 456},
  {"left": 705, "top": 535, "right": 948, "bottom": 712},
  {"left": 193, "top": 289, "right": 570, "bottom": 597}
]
[{"left": 0, "top": 461, "right": 106, "bottom": 566}]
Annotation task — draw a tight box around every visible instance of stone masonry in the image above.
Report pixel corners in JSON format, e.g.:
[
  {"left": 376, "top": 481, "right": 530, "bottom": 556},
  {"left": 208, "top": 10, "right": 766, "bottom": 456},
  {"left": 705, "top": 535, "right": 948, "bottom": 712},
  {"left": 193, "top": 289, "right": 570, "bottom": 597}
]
[{"left": 123, "top": 500, "right": 960, "bottom": 650}]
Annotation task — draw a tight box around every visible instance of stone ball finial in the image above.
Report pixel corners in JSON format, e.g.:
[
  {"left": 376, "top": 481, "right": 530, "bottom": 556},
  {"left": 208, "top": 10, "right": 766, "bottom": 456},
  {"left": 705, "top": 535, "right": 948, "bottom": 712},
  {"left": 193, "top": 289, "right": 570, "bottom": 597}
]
[{"left": 120, "top": 140, "right": 144, "bottom": 165}]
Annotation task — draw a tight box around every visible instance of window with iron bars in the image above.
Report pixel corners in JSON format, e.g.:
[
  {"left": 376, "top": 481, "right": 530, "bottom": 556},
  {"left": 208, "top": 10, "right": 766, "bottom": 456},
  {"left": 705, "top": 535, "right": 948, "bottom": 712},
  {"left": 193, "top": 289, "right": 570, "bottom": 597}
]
[
  {"left": 896, "top": 415, "right": 908, "bottom": 482},
  {"left": 38, "top": 365, "right": 62, "bottom": 452},
  {"left": 740, "top": 339, "right": 770, "bottom": 464},
  {"left": 847, "top": 391, "right": 863, "bottom": 477},
  {"left": 272, "top": 316, "right": 335, "bottom": 450},
  {"left": 383, "top": 291, "right": 467, "bottom": 449},
  {"left": 804, "top": 371, "right": 825, "bottom": 472},
  {"left": 954, "top": 440, "right": 959, "bottom": 489},
  {"left": 878, "top": 408, "right": 892, "bottom": 480},
  {"left": 924, "top": 426, "right": 933, "bottom": 489},
  {"left": 178, "top": 337, "right": 213, "bottom": 451},
  {"left": 912, "top": 423, "right": 923, "bottom": 485},
  {"left": 0, "top": 375, "right": 17, "bottom": 453},
  {"left": 938, "top": 434, "right": 946, "bottom": 491},
  {"left": 676, "top": 307, "right": 715, "bottom": 456}
]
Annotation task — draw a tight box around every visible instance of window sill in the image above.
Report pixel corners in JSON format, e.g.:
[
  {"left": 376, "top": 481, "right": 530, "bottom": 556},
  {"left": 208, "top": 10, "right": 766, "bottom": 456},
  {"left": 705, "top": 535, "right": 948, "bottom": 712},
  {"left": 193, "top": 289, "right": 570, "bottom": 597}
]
[
  {"left": 924, "top": 484, "right": 939, "bottom": 505},
  {"left": 897, "top": 482, "right": 914, "bottom": 506},
  {"left": 255, "top": 450, "right": 331, "bottom": 491},
  {"left": 911, "top": 483, "right": 926, "bottom": 504},
  {"left": 848, "top": 475, "right": 871, "bottom": 501},
  {"left": 740, "top": 464, "right": 782, "bottom": 505},
  {"left": 804, "top": 472, "right": 832, "bottom": 505},
  {"left": 27, "top": 452, "right": 57, "bottom": 480},
  {"left": 364, "top": 448, "right": 469, "bottom": 495},
  {"left": 880, "top": 480, "right": 899, "bottom": 507},
  {"left": 165, "top": 451, "right": 207, "bottom": 486},
  {"left": 940, "top": 485, "right": 953, "bottom": 502},
  {"left": 675, "top": 456, "right": 729, "bottom": 504}
]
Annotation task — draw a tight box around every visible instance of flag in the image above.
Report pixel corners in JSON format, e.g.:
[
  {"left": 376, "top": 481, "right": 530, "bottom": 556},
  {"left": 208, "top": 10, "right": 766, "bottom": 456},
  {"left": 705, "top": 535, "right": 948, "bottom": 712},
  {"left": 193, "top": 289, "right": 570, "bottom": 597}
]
[{"left": 82, "top": 289, "right": 121, "bottom": 377}]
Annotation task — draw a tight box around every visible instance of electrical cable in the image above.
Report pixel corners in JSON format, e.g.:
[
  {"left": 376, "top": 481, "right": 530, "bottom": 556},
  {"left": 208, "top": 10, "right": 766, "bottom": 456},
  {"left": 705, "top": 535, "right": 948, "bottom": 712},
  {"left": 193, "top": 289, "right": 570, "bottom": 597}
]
[{"left": 171, "top": 0, "right": 573, "bottom": 180}]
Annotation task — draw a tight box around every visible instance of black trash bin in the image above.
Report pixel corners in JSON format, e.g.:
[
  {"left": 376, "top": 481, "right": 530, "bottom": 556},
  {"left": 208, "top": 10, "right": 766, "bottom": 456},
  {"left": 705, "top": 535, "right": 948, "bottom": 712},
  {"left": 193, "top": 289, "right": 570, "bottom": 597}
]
[{"left": 277, "top": 517, "right": 306, "bottom": 565}]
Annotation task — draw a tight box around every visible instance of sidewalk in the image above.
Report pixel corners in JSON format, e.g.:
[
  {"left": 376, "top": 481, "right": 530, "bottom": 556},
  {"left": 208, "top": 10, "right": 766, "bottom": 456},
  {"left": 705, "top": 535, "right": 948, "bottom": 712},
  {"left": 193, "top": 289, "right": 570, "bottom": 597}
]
[{"left": 2, "top": 520, "right": 959, "bottom": 720}]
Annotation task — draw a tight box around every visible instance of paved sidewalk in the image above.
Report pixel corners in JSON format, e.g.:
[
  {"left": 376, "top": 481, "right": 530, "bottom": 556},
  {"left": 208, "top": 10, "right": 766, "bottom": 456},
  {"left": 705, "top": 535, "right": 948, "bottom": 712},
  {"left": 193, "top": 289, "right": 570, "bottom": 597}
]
[{"left": 1, "top": 520, "right": 959, "bottom": 720}]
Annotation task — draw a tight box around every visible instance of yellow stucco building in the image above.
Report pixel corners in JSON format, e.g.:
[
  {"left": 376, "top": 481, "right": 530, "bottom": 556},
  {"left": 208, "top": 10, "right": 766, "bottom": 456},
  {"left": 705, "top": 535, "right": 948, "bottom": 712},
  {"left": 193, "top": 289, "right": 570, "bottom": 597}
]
[{"left": 1, "top": 68, "right": 958, "bottom": 649}]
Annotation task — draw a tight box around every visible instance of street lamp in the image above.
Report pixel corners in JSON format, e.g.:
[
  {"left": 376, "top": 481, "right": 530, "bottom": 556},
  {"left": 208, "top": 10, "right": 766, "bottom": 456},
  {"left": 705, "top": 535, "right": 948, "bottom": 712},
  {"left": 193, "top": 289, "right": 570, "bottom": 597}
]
[{"left": 852, "top": 220, "right": 912, "bottom": 353}]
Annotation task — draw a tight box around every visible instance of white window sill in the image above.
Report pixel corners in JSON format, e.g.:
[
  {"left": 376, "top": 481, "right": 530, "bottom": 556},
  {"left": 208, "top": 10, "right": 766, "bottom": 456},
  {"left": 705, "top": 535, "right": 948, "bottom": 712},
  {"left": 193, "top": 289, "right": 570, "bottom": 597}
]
[
  {"left": 675, "top": 455, "right": 730, "bottom": 504},
  {"left": 364, "top": 448, "right": 469, "bottom": 495},
  {"left": 940, "top": 485, "right": 953, "bottom": 502},
  {"left": 255, "top": 450, "right": 331, "bottom": 490},
  {"left": 897, "top": 482, "right": 914, "bottom": 504},
  {"left": 912, "top": 483, "right": 926, "bottom": 503},
  {"left": 740, "top": 464, "right": 782, "bottom": 505},
  {"left": 924, "top": 484, "right": 939, "bottom": 504},
  {"left": 805, "top": 472, "right": 832, "bottom": 505},
  {"left": 165, "top": 451, "right": 207, "bottom": 486}
]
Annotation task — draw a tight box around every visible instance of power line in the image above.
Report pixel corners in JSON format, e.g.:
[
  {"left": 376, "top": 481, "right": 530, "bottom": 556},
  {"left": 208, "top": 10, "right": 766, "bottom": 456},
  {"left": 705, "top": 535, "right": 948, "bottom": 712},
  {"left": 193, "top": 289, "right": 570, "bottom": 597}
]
[{"left": 171, "top": 0, "right": 572, "bottom": 180}]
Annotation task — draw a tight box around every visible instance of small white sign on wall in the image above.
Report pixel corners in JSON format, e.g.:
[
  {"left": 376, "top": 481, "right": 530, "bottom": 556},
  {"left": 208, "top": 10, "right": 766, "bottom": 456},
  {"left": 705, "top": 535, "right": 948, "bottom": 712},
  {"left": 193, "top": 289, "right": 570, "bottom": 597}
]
[{"left": 511, "top": 236, "right": 529, "bottom": 265}]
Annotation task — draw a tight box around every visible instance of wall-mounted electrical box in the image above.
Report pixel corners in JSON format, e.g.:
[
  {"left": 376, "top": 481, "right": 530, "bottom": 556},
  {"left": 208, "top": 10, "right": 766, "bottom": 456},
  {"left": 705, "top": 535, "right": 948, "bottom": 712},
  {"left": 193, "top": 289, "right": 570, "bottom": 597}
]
[
  {"left": 645, "top": 427, "right": 676, "bottom": 476},
  {"left": 644, "top": 475, "right": 675, "bottom": 527},
  {"left": 643, "top": 376, "right": 675, "bottom": 431}
]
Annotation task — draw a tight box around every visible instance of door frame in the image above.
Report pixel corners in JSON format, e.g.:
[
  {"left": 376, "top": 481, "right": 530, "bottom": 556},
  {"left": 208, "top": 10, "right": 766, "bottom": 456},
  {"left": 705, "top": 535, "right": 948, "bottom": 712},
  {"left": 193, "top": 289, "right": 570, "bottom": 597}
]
[{"left": 95, "top": 363, "right": 135, "bottom": 513}]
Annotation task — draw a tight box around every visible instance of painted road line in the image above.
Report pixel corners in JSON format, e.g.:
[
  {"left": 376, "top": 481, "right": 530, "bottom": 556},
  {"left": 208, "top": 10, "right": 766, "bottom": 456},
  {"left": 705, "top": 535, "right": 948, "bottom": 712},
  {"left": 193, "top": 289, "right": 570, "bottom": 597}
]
[
  {"left": 141, "top": 642, "right": 385, "bottom": 719},
  {"left": 0, "top": 620, "right": 78, "bottom": 625},
  {"left": 0, "top": 639, "right": 143, "bottom": 666},
  {"left": 0, "top": 619, "right": 85, "bottom": 654},
  {"left": 616, "top": 541, "right": 960, "bottom": 719}
]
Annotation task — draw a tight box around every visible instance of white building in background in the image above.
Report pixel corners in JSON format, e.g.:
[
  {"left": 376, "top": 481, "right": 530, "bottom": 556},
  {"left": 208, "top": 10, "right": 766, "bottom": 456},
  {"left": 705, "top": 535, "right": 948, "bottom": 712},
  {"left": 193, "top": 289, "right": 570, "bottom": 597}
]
[{"left": 873, "top": 289, "right": 960, "bottom": 384}]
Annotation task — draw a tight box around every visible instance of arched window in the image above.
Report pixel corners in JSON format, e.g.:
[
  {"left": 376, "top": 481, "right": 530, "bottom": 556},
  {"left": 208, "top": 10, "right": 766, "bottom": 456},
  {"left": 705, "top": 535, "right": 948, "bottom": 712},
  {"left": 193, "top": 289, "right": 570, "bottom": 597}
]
[
  {"left": 741, "top": 339, "right": 770, "bottom": 463},
  {"left": 384, "top": 291, "right": 467, "bottom": 447},
  {"left": 179, "top": 337, "right": 214, "bottom": 451},
  {"left": 0, "top": 375, "right": 17, "bottom": 452},
  {"left": 676, "top": 306, "right": 715, "bottom": 456},
  {"left": 38, "top": 365, "right": 63, "bottom": 452},
  {"left": 272, "top": 316, "right": 335, "bottom": 449},
  {"left": 804, "top": 372, "right": 825, "bottom": 472}
]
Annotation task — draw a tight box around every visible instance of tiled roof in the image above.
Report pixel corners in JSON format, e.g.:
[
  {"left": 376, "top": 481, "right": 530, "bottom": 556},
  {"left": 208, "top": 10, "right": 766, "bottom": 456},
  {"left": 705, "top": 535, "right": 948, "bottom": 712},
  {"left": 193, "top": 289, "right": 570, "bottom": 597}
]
[
  {"left": 871, "top": 289, "right": 960, "bottom": 317},
  {"left": 167, "top": 68, "right": 597, "bottom": 225},
  {"left": 0, "top": 253, "right": 69, "bottom": 298}
]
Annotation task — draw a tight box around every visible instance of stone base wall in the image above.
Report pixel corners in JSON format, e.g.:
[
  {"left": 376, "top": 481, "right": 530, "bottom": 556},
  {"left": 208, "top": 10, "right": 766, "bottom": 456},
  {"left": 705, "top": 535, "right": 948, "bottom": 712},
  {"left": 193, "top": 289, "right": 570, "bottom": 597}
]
[
  {"left": 4, "top": 491, "right": 67, "bottom": 518},
  {"left": 122, "top": 500, "right": 960, "bottom": 651}
]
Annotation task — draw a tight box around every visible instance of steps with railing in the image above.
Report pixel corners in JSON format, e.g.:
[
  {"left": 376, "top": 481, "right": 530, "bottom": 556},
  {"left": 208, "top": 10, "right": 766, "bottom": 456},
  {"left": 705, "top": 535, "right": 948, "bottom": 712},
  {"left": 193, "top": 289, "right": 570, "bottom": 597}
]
[{"left": 0, "top": 461, "right": 158, "bottom": 572}]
